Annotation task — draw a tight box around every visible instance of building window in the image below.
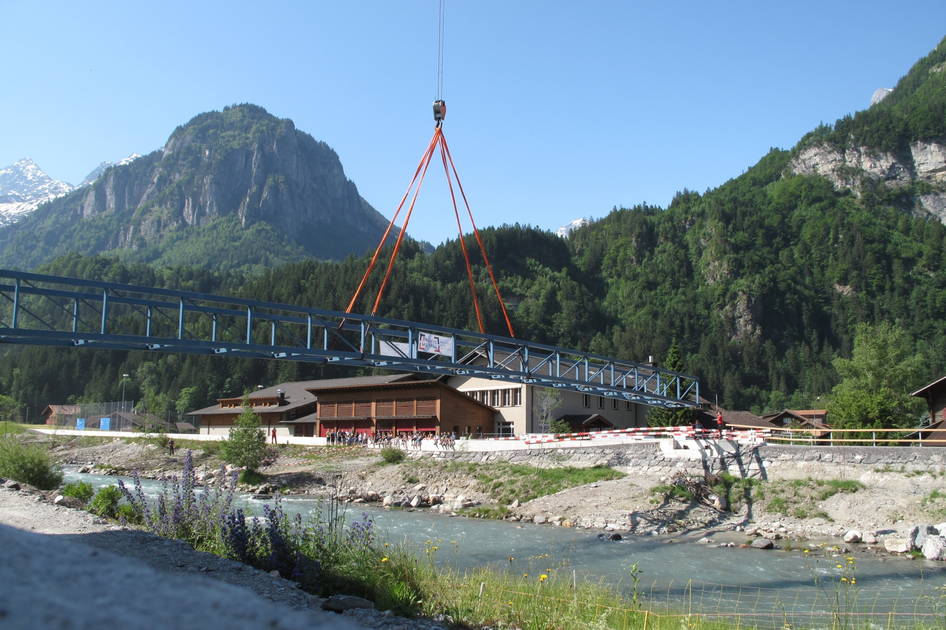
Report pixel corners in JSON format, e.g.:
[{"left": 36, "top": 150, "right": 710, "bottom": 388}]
[
  {"left": 511, "top": 388, "right": 521, "bottom": 406},
  {"left": 501, "top": 389, "right": 510, "bottom": 406},
  {"left": 598, "top": 397, "right": 605, "bottom": 409},
  {"left": 612, "top": 399, "right": 619, "bottom": 410},
  {"left": 625, "top": 401, "right": 631, "bottom": 410},
  {"left": 490, "top": 390, "right": 500, "bottom": 406},
  {"left": 583, "top": 394, "right": 590, "bottom": 408}
]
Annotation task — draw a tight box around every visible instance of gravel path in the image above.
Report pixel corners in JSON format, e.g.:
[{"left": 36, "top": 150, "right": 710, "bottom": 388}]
[{"left": 0, "top": 485, "right": 447, "bottom": 630}]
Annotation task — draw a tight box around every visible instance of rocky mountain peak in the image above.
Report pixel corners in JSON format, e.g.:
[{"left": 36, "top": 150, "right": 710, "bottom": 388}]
[
  {"left": 0, "top": 158, "right": 73, "bottom": 226},
  {"left": 0, "top": 104, "right": 395, "bottom": 270}
]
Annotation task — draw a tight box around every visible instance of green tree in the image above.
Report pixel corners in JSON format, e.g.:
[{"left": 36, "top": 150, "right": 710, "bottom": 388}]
[
  {"left": 648, "top": 341, "right": 692, "bottom": 427},
  {"left": 220, "top": 402, "right": 266, "bottom": 472},
  {"left": 827, "top": 323, "right": 926, "bottom": 429},
  {"left": 0, "top": 395, "right": 19, "bottom": 422}
]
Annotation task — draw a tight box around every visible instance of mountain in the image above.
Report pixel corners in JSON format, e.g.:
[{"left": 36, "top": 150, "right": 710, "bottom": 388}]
[
  {"left": 556, "top": 218, "right": 590, "bottom": 238},
  {"left": 79, "top": 154, "right": 143, "bottom": 187},
  {"left": 0, "top": 158, "right": 73, "bottom": 227},
  {"left": 3, "top": 41, "right": 946, "bottom": 420},
  {"left": 0, "top": 105, "right": 394, "bottom": 271}
]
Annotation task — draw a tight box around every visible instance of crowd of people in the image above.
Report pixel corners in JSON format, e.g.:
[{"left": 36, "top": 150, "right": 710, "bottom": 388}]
[{"left": 324, "top": 430, "right": 460, "bottom": 450}]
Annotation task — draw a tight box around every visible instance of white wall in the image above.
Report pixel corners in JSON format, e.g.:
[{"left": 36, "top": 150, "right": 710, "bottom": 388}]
[{"left": 447, "top": 376, "right": 647, "bottom": 435}]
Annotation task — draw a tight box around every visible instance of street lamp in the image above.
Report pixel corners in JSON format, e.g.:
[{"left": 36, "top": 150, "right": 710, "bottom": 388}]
[{"left": 120, "top": 373, "right": 130, "bottom": 417}]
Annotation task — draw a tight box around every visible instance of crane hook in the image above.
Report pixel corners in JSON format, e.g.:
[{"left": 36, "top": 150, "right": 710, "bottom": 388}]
[{"left": 433, "top": 99, "right": 446, "bottom": 127}]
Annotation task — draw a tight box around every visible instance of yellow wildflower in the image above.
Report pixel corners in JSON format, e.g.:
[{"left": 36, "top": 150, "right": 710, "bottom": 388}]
[
  {"left": 381, "top": 557, "right": 389, "bottom": 563},
  {"left": 538, "top": 574, "right": 549, "bottom": 582}
]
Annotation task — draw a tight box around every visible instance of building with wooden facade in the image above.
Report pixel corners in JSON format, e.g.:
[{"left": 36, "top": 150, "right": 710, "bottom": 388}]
[{"left": 186, "top": 374, "right": 494, "bottom": 438}]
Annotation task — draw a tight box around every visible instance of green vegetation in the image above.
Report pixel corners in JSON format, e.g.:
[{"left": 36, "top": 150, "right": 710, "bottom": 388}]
[
  {"left": 88, "top": 485, "right": 125, "bottom": 519},
  {"left": 220, "top": 404, "right": 266, "bottom": 472},
  {"left": 60, "top": 481, "right": 95, "bottom": 503},
  {"left": 237, "top": 469, "right": 265, "bottom": 485},
  {"left": 762, "top": 478, "right": 863, "bottom": 519},
  {"left": 920, "top": 489, "right": 946, "bottom": 519},
  {"left": 0, "top": 435, "right": 63, "bottom": 489},
  {"left": 470, "top": 462, "right": 621, "bottom": 505},
  {"left": 0, "top": 421, "right": 26, "bottom": 435},
  {"left": 827, "top": 322, "right": 926, "bottom": 429},
  {"left": 380, "top": 447, "right": 406, "bottom": 464}
]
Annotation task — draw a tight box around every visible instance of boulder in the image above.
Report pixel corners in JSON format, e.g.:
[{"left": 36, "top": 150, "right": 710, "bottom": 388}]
[
  {"left": 533, "top": 515, "right": 547, "bottom": 525},
  {"left": 607, "top": 533, "right": 623, "bottom": 541},
  {"left": 3, "top": 480, "right": 21, "bottom": 490},
  {"left": 78, "top": 465, "right": 92, "bottom": 474},
  {"left": 862, "top": 532, "right": 878, "bottom": 545},
  {"left": 843, "top": 530, "right": 862, "bottom": 544},
  {"left": 910, "top": 525, "right": 937, "bottom": 551},
  {"left": 409, "top": 496, "right": 421, "bottom": 508},
  {"left": 935, "top": 523, "right": 946, "bottom": 536},
  {"left": 921, "top": 535, "right": 946, "bottom": 561},
  {"left": 381, "top": 495, "right": 394, "bottom": 507},
  {"left": 509, "top": 499, "right": 520, "bottom": 508},
  {"left": 321, "top": 594, "right": 375, "bottom": 612},
  {"left": 750, "top": 538, "right": 774, "bottom": 550},
  {"left": 53, "top": 495, "right": 85, "bottom": 509},
  {"left": 884, "top": 537, "right": 911, "bottom": 554},
  {"left": 561, "top": 519, "right": 574, "bottom": 528}
]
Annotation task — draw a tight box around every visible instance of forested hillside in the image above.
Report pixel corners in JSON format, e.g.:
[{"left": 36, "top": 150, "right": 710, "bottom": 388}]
[{"left": 2, "top": 38, "right": 945, "bottom": 425}]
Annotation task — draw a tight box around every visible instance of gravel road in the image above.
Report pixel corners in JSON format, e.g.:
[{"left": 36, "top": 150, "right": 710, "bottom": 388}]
[{"left": 0, "top": 485, "right": 447, "bottom": 630}]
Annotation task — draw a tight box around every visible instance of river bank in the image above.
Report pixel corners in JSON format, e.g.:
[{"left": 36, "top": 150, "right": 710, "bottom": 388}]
[{"left": 41, "top": 432, "right": 946, "bottom": 558}]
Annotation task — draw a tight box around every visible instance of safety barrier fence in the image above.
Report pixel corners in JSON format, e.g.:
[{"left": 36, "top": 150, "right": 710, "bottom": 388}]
[
  {"left": 726, "top": 424, "right": 946, "bottom": 447},
  {"left": 505, "top": 425, "right": 770, "bottom": 446}
]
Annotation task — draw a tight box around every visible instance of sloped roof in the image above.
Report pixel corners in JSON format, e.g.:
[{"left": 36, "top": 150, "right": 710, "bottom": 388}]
[
  {"left": 911, "top": 375, "right": 946, "bottom": 398},
  {"left": 902, "top": 417, "right": 946, "bottom": 443},
  {"left": 721, "top": 410, "right": 774, "bottom": 429}
]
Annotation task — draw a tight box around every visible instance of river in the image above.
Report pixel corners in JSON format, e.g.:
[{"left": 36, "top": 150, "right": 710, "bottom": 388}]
[{"left": 66, "top": 469, "right": 946, "bottom": 626}]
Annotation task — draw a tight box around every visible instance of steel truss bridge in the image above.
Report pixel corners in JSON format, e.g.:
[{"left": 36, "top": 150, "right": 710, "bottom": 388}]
[{"left": 0, "top": 270, "right": 699, "bottom": 408}]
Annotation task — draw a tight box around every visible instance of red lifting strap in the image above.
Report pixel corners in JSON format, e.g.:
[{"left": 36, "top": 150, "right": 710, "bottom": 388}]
[{"left": 345, "top": 126, "right": 515, "bottom": 338}]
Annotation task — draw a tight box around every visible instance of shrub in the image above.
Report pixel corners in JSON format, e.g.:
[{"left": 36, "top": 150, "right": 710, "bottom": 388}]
[
  {"left": 0, "top": 435, "right": 63, "bottom": 490},
  {"left": 380, "top": 447, "right": 405, "bottom": 464},
  {"left": 238, "top": 469, "right": 265, "bottom": 485},
  {"left": 221, "top": 404, "right": 266, "bottom": 472},
  {"left": 89, "top": 485, "right": 124, "bottom": 518},
  {"left": 61, "top": 481, "right": 95, "bottom": 504}
]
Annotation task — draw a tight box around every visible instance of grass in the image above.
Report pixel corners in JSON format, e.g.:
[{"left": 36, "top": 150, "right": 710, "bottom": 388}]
[
  {"left": 0, "top": 421, "right": 27, "bottom": 435},
  {"left": 920, "top": 489, "right": 946, "bottom": 519},
  {"left": 413, "top": 460, "right": 624, "bottom": 505},
  {"left": 763, "top": 478, "right": 863, "bottom": 518}
]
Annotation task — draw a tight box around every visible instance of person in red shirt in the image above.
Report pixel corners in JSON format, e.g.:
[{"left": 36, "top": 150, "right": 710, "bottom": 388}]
[
  {"left": 716, "top": 411, "right": 725, "bottom": 437},
  {"left": 271, "top": 427, "right": 277, "bottom": 445}
]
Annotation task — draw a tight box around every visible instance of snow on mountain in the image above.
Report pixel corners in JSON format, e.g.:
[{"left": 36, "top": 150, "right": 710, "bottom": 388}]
[
  {"left": 556, "top": 217, "right": 590, "bottom": 238},
  {"left": 79, "top": 153, "right": 143, "bottom": 187},
  {"left": 0, "top": 158, "right": 73, "bottom": 226}
]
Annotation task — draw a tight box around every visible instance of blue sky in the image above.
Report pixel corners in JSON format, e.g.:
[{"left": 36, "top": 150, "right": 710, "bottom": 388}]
[{"left": 2, "top": 1, "right": 944, "bottom": 245}]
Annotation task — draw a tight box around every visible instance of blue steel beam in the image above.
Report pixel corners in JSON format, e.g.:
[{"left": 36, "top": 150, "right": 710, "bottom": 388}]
[{"left": 0, "top": 269, "right": 700, "bottom": 408}]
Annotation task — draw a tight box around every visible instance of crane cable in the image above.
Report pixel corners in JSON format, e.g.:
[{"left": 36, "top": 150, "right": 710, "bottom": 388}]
[
  {"left": 344, "top": 0, "right": 516, "bottom": 338},
  {"left": 437, "top": 0, "right": 445, "bottom": 100}
]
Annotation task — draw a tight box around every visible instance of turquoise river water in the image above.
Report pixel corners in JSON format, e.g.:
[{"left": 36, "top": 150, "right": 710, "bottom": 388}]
[{"left": 66, "top": 469, "right": 946, "bottom": 627}]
